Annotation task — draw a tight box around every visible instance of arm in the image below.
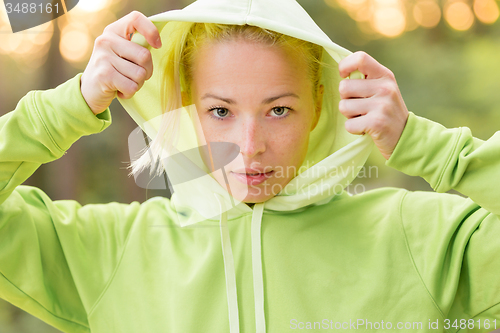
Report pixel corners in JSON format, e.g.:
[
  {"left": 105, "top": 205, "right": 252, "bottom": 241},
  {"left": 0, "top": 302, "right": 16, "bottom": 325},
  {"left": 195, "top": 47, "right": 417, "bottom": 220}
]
[
  {"left": 0, "top": 73, "right": 110, "bottom": 206},
  {"left": 386, "top": 113, "right": 500, "bottom": 332},
  {"left": 386, "top": 111, "right": 500, "bottom": 216},
  {"left": 338, "top": 50, "right": 499, "bottom": 216},
  {"left": 0, "top": 12, "right": 163, "bottom": 332},
  {"left": 337, "top": 51, "right": 499, "bottom": 331},
  {"left": 0, "top": 73, "right": 129, "bottom": 332}
]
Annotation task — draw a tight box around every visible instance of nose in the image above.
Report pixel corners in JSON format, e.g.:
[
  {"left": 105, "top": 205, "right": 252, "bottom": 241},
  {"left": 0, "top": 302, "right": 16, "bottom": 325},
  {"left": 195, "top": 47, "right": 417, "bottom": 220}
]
[{"left": 238, "top": 118, "right": 266, "bottom": 158}]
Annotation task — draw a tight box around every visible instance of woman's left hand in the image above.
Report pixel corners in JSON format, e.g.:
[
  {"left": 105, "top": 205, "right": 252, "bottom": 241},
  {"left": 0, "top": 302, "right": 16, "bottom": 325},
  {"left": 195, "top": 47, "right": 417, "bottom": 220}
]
[{"left": 338, "top": 51, "right": 409, "bottom": 160}]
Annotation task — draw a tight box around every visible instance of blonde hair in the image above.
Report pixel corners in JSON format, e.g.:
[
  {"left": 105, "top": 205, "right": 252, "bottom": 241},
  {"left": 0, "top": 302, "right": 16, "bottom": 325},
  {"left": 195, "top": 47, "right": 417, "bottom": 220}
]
[{"left": 128, "top": 22, "right": 328, "bottom": 178}]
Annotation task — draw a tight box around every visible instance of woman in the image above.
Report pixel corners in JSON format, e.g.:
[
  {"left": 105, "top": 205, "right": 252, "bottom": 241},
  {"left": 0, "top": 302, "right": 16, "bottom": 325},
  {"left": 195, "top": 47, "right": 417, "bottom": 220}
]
[{"left": 1, "top": 0, "right": 499, "bottom": 332}]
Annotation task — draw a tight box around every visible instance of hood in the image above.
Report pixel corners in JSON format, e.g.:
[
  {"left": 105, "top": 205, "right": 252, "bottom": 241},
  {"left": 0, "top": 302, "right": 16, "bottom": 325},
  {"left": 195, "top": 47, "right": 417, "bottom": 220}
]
[{"left": 118, "top": 0, "right": 374, "bottom": 331}]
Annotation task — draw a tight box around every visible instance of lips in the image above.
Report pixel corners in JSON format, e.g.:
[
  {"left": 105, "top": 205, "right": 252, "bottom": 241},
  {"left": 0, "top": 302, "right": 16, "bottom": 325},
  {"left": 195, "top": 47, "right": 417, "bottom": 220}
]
[{"left": 230, "top": 169, "right": 274, "bottom": 185}]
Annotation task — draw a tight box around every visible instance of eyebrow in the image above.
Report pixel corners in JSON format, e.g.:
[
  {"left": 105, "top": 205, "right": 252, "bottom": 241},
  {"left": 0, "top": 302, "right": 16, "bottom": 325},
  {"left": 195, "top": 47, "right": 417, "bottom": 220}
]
[{"left": 201, "top": 92, "right": 300, "bottom": 105}]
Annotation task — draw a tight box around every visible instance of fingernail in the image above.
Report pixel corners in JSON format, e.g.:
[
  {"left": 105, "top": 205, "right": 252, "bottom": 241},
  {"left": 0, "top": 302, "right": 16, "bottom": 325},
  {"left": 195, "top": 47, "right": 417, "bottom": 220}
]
[{"left": 156, "top": 37, "right": 162, "bottom": 48}]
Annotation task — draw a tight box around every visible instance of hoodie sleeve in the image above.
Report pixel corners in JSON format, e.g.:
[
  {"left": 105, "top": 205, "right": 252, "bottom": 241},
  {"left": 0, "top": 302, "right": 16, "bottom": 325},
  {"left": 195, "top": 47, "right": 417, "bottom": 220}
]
[
  {"left": 0, "top": 73, "right": 138, "bottom": 333},
  {"left": 385, "top": 112, "right": 500, "bottom": 332}
]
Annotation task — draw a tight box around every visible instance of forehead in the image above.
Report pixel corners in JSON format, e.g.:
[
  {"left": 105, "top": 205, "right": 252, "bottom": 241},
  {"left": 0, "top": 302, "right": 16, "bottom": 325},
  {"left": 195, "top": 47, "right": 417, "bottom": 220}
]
[{"left": 190, "top": 39, "right": 311, "bottom": 95}]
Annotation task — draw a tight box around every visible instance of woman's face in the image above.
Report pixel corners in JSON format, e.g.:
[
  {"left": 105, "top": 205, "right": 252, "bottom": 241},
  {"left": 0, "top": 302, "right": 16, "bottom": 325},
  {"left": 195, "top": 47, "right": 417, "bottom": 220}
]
[{"left": 183, "top": 38, "right": 323, "bottom": 203}]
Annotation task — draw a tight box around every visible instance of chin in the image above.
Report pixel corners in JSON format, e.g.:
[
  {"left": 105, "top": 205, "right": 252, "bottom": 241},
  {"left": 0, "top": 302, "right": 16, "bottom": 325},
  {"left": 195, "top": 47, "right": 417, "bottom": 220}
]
[
  {"left": 224, "top": 183, "right": 274, "bottom": 203},
  {"left": 230, "top": 179, "right": 287, "bottom": 204},
  {"left": 241, "top": 192, "right": 275, "bottom": 203}
]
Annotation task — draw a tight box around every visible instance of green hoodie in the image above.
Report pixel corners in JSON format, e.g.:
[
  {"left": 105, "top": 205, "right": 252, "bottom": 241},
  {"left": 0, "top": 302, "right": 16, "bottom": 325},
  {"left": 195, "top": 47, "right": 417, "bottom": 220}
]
[{"left": 1, "top": 0, "right": 499, "bottom": 332}]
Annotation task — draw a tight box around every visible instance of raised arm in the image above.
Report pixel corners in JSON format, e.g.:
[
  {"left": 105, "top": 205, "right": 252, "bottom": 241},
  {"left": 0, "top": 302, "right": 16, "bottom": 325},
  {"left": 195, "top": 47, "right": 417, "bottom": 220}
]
[
  {"left": 387, "top": 111, "right": 500, "bottom": 215},
  {"left": 0, "top": 74, "right": 111, "bottom": 206},
  {"left": 0, "top": 11, "right": 161, "bottom": 332},
  {"left": 0, "top": 72, "right": 112, "bottom": 332},
  {"left": 337, "top": 51, "right": 500, "bottom": 331},
  {"left": 386, "top": 112, "right": 500, "bottom": 331},
  {"left": 338, "top": 50, "right": 499, "bottom": 215}
]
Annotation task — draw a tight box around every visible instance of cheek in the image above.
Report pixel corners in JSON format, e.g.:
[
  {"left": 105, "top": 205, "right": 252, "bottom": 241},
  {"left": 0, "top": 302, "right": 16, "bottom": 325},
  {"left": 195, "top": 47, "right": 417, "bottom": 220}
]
[
  {"left": 198, "top": 117, "right": 229, "bottom": 143},
  {"left": 267, "top": 122, "right": 311, "bottom": 162}
]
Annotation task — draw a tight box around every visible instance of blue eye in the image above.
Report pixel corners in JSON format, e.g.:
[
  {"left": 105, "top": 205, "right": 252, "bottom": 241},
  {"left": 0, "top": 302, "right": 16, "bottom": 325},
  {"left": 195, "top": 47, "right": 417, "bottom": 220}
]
[{"left": 270, "top": 106, "right": 291, "bottom": 118}]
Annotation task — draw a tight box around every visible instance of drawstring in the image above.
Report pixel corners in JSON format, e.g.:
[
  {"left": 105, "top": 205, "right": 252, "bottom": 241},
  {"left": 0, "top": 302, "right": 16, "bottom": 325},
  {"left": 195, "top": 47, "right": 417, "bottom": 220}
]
[
  {"left": 215, "top": 195, "right": 267, "bottom": 333},
  {"left": 215, "top": 194, "right": 240, "bottom": 333},
  {"left": 251, "top": 203, "right": 266, "bottom": 333}
]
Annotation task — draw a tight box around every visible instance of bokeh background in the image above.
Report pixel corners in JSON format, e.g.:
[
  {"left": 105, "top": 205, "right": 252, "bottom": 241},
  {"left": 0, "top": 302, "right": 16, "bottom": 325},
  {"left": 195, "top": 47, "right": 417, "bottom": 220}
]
[{"left": 1, "top": 0, "right": 499, "bottom": 330}]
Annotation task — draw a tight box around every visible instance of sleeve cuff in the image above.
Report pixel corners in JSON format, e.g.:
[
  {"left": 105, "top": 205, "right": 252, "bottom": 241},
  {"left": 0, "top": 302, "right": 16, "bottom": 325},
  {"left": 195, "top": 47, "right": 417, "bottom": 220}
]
[{"left": 31, "top": 73, "right": 112, "bottom": 152}]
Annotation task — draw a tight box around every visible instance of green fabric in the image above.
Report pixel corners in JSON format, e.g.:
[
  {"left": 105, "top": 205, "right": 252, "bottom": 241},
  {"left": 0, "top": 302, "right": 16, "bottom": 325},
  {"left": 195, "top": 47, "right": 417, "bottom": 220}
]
[{"left": 0, "top": 73, "right": 499, "bottom": 332}]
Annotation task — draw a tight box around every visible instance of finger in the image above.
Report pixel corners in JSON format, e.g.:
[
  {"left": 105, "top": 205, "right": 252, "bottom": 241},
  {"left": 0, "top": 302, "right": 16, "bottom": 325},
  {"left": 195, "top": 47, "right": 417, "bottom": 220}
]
[
  {"left": 108, "top": 68, "right": 140, "bottom": 99},
  {"left": 106, "top": 11, "right": 161, "bottom": 49},
  {"left": 339, "top": 51, "right": 393, "bottom": 80},
  {"left": 338, "top": 98, "right": 373, "bottom": 119},
  {"left": 111, "top": 55, "right": 148, "bottom": 89},
  {"left": 339, "top": 78, "right": 384, "bottom": 99},
  {"left": 109, "top": 35, "right": 153, "bottom": 80},
  {"left": 344, "top": 113, "right": 370, "bottom": 135}
]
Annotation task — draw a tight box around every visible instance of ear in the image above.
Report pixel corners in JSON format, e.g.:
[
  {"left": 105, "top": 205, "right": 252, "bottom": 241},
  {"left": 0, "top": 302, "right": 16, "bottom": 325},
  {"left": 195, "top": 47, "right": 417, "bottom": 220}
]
[{"left": 311, "top": 84, "right": 324, "bottom": 131}]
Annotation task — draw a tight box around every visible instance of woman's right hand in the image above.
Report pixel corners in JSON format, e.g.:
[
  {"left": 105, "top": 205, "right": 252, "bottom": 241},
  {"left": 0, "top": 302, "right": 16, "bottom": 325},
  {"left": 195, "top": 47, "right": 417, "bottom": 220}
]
[{"left": 80, "top": 11, "right": 162, "bottom": 115}]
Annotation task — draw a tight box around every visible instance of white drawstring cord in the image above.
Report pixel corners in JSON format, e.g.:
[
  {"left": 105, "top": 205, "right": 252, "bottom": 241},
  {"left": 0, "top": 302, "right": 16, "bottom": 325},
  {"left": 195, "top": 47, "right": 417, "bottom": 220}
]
[
  {"left": 215, "top": 194, "right": 266, "bottom": 333},
  {"left": 215, "top": 194, "right": 240, "bottom": 333},
  {"left": 251, "top": 203, "right": 266, "bottom": 333}
]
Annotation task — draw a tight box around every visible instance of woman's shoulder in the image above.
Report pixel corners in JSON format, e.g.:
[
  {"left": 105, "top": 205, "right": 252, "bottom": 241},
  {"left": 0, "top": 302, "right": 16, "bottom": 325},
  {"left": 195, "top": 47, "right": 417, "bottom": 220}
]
[
  {"left": 6, "top": 185, "right": 176, "bottom": 227},
  {"left": 324, "top": 185, "right": 480, "bottom": 223},
  {"left": 351, "top": 186, "right": 488, "bottom": 233},
  {"left": 347, "top": 185, "right": 472, "bottom": 207}
]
